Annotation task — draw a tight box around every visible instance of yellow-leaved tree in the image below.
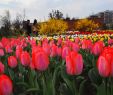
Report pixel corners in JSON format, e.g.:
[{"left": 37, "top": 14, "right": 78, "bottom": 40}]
[
  {"left": 74, "top": 19, "right": 99, "bottom": 32},
  {"left": 38, "top": 19, "right": 68, "bottom": 35}
]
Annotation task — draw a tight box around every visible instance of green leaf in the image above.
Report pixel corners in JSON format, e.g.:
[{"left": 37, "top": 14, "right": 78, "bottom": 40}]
[
  {"left": 59, "top": 83, "right": 72, "bottom": 95},
  {"left": 79, "top": 79, "right": 87, "bottom": 95},
  {"left": 42, "top": 75, "right": 47, "bottom": 95},
  {"left": 16, "top": 82, "right": 29, "bottom": 88},
  {"left": 61, "top": 67, "right": 75, "bottom": 95},
  {"left": 18, "top": 88, "right": 41, "bottom": 95},
  {"left": 52, "top": 65, "right": 61, "bottom": 95},
  {"left": 8, "top": 68, "right": 15, "bottom": 80},
  {"left": 96, "top": 82, "right": 108, "bottom": 95},
  {"left": 88, "top": 68, "right": 102, "bottom": 86}
]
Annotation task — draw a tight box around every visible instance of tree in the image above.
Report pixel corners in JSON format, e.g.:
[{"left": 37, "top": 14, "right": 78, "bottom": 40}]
[
  {"left": 65, "top": 14, "right": 71, "bottom": 20},
  {"left": 12, "top": 13, "right": 23, "bottom": 34},
  {"left": 49, "top": 10, "right": 63, "bottom": 19},
  {"left": 0, "top": 10, "right": 11, "bottom": 36},
  {"left": 38, "top": 19, "right": 68, "bottom": 35},
  {"left": 74, "top": 19, "right": 99, "bottom": 32}
]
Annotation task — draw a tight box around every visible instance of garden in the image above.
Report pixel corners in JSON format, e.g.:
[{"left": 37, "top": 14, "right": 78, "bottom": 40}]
[
  {"left": 1, "top": 33, "right": 113, "bottom": 95},
  {"left": 1, "top": 10, "right": 113, "bottom": 95}
]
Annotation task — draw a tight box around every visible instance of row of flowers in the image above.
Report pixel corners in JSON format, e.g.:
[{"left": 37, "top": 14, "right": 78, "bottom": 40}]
[
  {"left": 0, "top": 35, "right": 113, "bottom": 95},
  {"left": 66, "top": 30, "right": 113, "bottom": 35}
]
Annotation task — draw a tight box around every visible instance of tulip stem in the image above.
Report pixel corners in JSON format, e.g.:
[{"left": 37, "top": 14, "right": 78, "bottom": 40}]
[
  {"left": 105, "top": 78, "right": 108, "bottom": 95},
  {"left": 110, "top": 77, "right": 113, "bottom": 95}
]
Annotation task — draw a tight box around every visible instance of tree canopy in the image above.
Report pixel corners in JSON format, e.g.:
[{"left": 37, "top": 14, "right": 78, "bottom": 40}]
[
  {"left": 74, "top": 19, "right": 99, "bottom": 32},
  {"left": 38, "top": 19, "right": 68, "bottom": 35}
]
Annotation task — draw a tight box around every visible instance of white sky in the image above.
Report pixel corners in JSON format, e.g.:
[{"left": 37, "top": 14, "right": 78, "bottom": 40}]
[{"left": 0, "top": 0, "right": 113, "bottom": 22}]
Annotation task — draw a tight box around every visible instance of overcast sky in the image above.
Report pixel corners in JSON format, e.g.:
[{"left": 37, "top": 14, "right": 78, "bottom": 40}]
[{"left": 0, "top": 0, "right": 113, "bottom": 22}]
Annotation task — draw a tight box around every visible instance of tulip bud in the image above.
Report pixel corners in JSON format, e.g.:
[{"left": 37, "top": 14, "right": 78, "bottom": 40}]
[
  {"left": 66, "top": 51, "right": 83, "bottom": 75},
  {"left": 32, "top": 51, "right": 49, "bottom": 71},
  {"left": 8, "top": 56, "right": 18, "bottom": 68},
  {"left": 0, "top": 74, "right": 13, "bottom": 95},
  {"left": 97, "top": 55, "right": 110, "bottom": 77},
  {"left": 20, "top": 51, "right": 31, "bottom": 67},
  {"left": 0, "top": 49, "right": 4, "bottom": 57}
]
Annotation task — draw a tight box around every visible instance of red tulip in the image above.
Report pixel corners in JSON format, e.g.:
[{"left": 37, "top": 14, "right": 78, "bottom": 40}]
[
  {"left": 30, "top": 39, "right": 36, "bottom": 47},
  {"left": 0, "top": 49, "right": 4, "bottom": 56},
  {"left": 50, "top": 44, "right": 57, "bottom": 57},
  {"left": 0, "top": 42, "right": 3, "bottom": 48},
  {"left": 81, "top": 39, "right": 92, "bottom": 50},
  {"left": 0, "top": 62, "right": 4, "bottom": 74},
  {"left": 42, "top": 38, "right": 48, "bottom": 44},
  {"left": 57, "top": 47, "right": 62, "bottom": 56},
  {"left": 57, "top": 37, "right": 62, "bottom": 46},
  {"left": 32, "top": 50, "right": 49, "bottom": 71},
  {"left": 42, "top": 43, "right": 50, "bottom": 56},
  {"left": 49, "top": 40, "right": 54, "bottom": 47},
  {"left": 72, "top": 43, "right": 80, "bottom": 52},
  {"left": 1, "top": 37, "right": 9, "bottom": 47},
  {"left": 20, "top": 51, "right": 31, "bottom": 67},
  {"left": 62, "top": 46, "right": 71, "bottom": 59},
  {"left": 97, "top": 55, "right": 110, "bottom": 77},
  {"left": 98, "top": 47, "right": 113, "bottom": 77},
  {"left": 5, "top": 44, "right": 12, "bottom": 53},
  {"left": 8, "top": 56, "right": 18, "bottom": 68},
  {"left": 75, "top": 37, "right": 80, "bottom": 44},
  {"left": 30, "top": 62, "right": 35, "bottom": 70},
  {"left": 92, "top": 41, "right": 104, "bottom": 56},
  {"left": 15, "top": 46, "right": 23, "bottom": 59},
  {"left": 108, "top": 39, "right": 113, "bottom": 45},
  {"left": 66, "top": 51, "right": 83, "bottom": 75},
  {"left": 0, "top": 74, "right": 13, "bottom": 95}
]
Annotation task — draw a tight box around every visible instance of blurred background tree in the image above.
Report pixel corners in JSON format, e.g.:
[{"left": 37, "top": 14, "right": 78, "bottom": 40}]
[
  {"left": 0, "top": 10, "right": 11, "bottom": 37},
  {"left": 38, "top": 19, "right": 68, "bottom": 35},
  {"left": 12, "top": 13, "right": 23, "bottom": 35},
  {"left": 74, "top": 19, "right": 99, "bottom": 32},
  {"left": 49, "top": 10, "right": 63, "bottom": 19},
  {"left": 0, "top": 10, "right": 24, "bottom": 37}
]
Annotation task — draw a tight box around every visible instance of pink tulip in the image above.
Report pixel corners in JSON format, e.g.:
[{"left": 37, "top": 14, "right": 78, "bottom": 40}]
[
  {"left": 57, "top": 37, "right": 62, "bottom": 46},
  {"left": 0, "top": 42, "right": 3, "bottom": 48},
  {"left": 62, "top": 46, "right": 71, "bottom": 59},
  {"left": 8, "top": 56, "right": 18, "bottom": 68},
  {"left": 20, "top": 51, "right": 31, "bottom": 67},
  {"left": 57, "top": 47, "right": 62, "bottom": 56},
  {"left": 15, "top": 46, "right": 23, "bottom": 59},
  {"left": 66, "top": 51, "right": 83, "bottom": 75},
  {"left": 42, "top": 38, "right": 48, "bottom": 44},
  {"left": 32, "top": 50, "right": 49, "bottom": 71},
  {"left": 49, "top": 40, "right": 54, "bottom": 47},
  {"left": 42, "top": 43, "right": 50, "bottom": 56},
  {"left": 0, "top": 49, "right": 4, "bottom": 56},
  {"left": 97, "top": 55, "right": 110, "bottom": 77},
  {"left": 75, "top": 37, "right": 80, "bottom": 44},
  {"left": 92, "top": 41, "right": 104, "bottom": 56},
  {"left": 5, "top": 44, "right": 12, "bottom": 53},
  {"left": 108, "top": 39, "right": 113, "bottom": 45},
  {"left": 0, "top": 74, "right": 13, "bottom": 95},
  {"left": 1, "top": 37, "right": 9, "bottom": 47},
  {"left": 0, "top": 62, "right": 5, "bottom": 74},
  {"left": 50, "top": 44, "right": 57, "bottom": 57},
  {"left": 81, "top": 39, "right": 92, "bottom": 50},
  {"left": 72, "top": 43, "right": 80, "bottom": 52}
]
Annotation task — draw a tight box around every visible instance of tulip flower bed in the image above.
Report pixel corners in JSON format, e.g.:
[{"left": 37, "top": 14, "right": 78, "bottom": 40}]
[
  {"left": 66, "top": 30, "right": 113, "bottom": 35},
  {"left": 1, "top": 34, "right": 113, "bottom": 95}
]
